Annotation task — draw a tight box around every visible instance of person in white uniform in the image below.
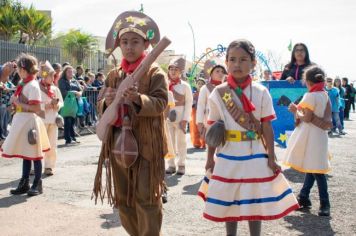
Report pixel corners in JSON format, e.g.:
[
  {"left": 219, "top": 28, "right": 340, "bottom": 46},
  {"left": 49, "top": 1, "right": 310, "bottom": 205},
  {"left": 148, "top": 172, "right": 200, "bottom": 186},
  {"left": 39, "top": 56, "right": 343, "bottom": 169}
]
[{"left": 165, "top": 57, "right": 193, "bottom": 175}]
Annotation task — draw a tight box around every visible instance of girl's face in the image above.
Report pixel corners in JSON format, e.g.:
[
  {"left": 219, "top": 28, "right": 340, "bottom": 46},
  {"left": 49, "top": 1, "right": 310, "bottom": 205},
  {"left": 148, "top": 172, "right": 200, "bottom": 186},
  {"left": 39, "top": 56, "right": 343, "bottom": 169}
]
[
  {"left": 17, "top": 67, "right": 28, "bottom": 80},
  {"left": 196, "top": 80, "right": 205, "bottom": 90},
  {"left": 225, "top": 47, "right": 256, "bottom": 81},
  {"left": 65, "top": 68, "right": 74, "bottom": 80},
  {"left": 342, "top": 79, "right": 347, "bottom": 86},
  {"left": 119, "top": 32, "right": 149, "bottom": 63},
  {"left": 211, "top": 67, "right": 225, "bottom": 81},
  {"left": 294, "top": 45, "right": 306, "bottom": 62},
  {"left": 335, "top": 80, "right": 340, "bottom": 87},
  {"left": 44, "top": 73, "right": 54, "bottom": 85},
  {"left": 168, "top": 66, "right": 182, "bottom": 80}
]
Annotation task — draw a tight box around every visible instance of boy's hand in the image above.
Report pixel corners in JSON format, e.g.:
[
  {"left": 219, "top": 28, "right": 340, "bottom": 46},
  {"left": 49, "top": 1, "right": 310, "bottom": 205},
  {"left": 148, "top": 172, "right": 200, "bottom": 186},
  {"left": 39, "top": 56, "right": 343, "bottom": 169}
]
[
  {"left": 205, "top": 158, "right": 215, "bottom": 172},
  {"left": 123, "top": 85, "right": 141, "bottom": 104}
]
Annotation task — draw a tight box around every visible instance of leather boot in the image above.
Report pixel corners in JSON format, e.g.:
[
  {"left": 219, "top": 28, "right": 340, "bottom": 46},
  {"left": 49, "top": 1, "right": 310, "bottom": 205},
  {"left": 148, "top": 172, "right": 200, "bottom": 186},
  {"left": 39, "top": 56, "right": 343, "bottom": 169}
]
[
  {"left": 318, "top": 200, "right": 330, "bottom": 216},
  {"left": 27, "top": 179, "right": 43, "bottom": 196},
  {"left": 10, "top": 178, "right": 30, "bottom": 195}
]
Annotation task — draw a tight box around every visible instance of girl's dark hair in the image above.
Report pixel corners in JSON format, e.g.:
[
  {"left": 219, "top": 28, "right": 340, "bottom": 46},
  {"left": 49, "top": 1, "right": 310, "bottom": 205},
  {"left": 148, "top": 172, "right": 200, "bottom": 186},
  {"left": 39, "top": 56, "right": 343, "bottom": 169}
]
[
  {"left": 303, "top": 65, "right": 325, "bottom": 84},
  {"left": 226, "top": 39, "right": 256, "bottom": 61},
  {"left": 285, "top": 43, "right": 311, "bottom": 70},
  {"left": 52, "top": 63, "right": 61, "bottom": 70},
  {"left": 16, "top": 53, "right": 39, "bottom": 75},
  {"left": 60, "top": 65, "right": 74, "bottom": 80},
  {"left": 342, "top": 77, "right": 348, "bottom": 84},
  {"left": 96, "top": 72, "right": 104, "bottom": 79},
  {"left": 210, "top": 65, "right": 227, "bottom": 75},
  {"left": 334, "top": 77, "right": 342, "bottom": 89}
]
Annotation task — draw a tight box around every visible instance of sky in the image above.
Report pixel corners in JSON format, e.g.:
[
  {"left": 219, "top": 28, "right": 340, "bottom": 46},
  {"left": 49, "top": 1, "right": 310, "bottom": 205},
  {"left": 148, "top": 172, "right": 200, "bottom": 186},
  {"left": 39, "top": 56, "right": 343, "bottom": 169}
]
[{"left": 21, "top": 0, "right": 356, "bottom": 80}]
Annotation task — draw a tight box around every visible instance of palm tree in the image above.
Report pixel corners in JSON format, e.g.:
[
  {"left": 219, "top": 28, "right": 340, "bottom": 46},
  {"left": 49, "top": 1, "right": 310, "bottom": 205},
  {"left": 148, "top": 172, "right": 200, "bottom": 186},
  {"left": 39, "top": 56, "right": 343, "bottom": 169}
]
[
  {"left": 17, "top": 5, "right": 52, "bottom": 45},
  {"left": 0, "top": 5, "right": 18, "bottom": 40},
  {"left": 61, "top": 29, "right": 98, "bottom": 64}
]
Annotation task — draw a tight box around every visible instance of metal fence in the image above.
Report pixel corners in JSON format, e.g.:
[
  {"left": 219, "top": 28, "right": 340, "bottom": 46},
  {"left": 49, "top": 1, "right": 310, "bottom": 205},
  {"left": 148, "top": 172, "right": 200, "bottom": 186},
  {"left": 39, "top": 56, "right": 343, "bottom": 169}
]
[{"left": 0, "top": 40, "right": 106, "bottom": 72}]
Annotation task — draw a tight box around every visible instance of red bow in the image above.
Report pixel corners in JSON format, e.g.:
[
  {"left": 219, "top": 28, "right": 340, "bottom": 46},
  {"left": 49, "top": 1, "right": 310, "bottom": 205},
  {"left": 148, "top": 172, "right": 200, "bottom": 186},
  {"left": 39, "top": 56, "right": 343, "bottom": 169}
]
[
  {"left": 227, "top": 74, "right": 255, "bottom": 113},
  {"left": 41, "top": 80, "right": 55, "bottom": 99},
  {"left": 309, "top": 82, "right": 325, "bottom": 92},
  {"left": 14, "top": 75, "right": 36, "bottom": 97},
  {"left": 120, "top": 53, "right": 146, "bottom": 75},
  {"left": 210, "top": 79, "right": 222, "bottom": 86},
  {"left": 169, "top": 78, "right": 181, "bottom": 91}
]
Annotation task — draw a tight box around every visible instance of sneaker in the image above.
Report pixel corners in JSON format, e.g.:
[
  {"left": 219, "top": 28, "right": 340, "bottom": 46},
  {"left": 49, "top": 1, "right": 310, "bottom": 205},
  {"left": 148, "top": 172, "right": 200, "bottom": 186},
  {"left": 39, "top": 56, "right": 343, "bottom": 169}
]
[
  {"left": 318, "top": 201, "right": 330, "bottom": 216},
  {"left": 44, "top": 168, "right": 54, "bottom": 176},
  {"left": 176, "top": 166, "right": 185, "bottom": 175},
  {"left": 297, "top": 195, "right": 312, "bottom": 209},
  {"left": 165, "top": 166, "right": 176, "bottom": 174},
  {"left": 339, "top": 130, "right": 346, "bottom": 135}
]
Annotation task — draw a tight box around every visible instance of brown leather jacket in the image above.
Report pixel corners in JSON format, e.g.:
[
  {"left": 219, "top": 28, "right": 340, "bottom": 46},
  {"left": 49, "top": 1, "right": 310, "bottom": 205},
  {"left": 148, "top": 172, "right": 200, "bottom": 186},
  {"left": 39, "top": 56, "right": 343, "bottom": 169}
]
[{"left": 101, "top": 64, "right": 169, "bottom": 161}]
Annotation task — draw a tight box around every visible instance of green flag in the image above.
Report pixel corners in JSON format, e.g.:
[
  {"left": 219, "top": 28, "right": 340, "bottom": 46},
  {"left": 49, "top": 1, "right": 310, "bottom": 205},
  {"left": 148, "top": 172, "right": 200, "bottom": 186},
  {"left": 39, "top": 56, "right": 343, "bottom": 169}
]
[{"left": 288, "top": 40, "right": 292, "bottom": 52}]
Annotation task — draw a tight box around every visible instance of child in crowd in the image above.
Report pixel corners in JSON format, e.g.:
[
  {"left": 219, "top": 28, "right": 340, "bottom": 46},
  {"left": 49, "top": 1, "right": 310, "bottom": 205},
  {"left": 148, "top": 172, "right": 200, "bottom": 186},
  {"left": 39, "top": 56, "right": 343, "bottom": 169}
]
[
  {"left": 284, "top": 65, "right": 332, "bottom": 216},
  {"left": 190, "top": 78, "right": 206, "bottom": 149},
  {"left": 325, "top": 77, "right": 345, "bottom": 135}
]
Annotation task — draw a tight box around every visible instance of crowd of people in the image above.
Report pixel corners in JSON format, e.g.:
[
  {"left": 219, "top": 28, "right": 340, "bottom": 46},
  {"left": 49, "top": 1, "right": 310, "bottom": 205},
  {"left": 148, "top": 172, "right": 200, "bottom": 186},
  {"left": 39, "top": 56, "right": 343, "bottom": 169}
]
[{"left": 0, "top": 9, "right": 354, "bottom": 236}]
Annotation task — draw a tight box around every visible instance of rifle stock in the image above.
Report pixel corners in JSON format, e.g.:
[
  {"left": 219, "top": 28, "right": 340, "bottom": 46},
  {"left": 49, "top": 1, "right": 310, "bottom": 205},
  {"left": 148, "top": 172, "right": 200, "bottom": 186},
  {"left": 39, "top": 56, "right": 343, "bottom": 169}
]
[{"left": 96, "top": 36, "right": 171, "bottom": 141}]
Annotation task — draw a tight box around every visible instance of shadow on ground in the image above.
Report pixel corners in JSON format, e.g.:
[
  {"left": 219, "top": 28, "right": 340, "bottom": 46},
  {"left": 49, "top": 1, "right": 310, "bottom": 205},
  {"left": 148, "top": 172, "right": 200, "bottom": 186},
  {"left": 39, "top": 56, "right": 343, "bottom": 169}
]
[
  {"left": 165, "top": 174, "right": 182, "bottom": 188},
  {"left": 284, "top": 211, "right": 335, "bottom": 236},
  {"left": 0, "top": 194, "right": 28, "bottom": 208},
  {"left": 182, "top": 180, "right": 202, "bottom": 196}
]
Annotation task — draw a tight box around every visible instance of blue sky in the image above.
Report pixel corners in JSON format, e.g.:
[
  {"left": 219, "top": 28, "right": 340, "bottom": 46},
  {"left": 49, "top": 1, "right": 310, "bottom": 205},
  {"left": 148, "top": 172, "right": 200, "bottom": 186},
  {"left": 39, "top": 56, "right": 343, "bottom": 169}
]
[{"left": 22, "top": 0, "right": 356, "bottom": 80}]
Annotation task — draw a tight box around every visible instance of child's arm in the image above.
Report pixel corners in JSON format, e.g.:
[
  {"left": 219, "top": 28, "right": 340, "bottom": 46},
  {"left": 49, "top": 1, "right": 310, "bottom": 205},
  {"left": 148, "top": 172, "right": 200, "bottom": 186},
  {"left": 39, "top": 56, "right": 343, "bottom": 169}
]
[
  {"left": 205, "top": 146, "right": 216, "bottom": 171},
  {"left": 296, "top": 108, "right": 313, "bottom": 123},
  {"left": 262, "top": 121, "right": 281, "bottom": 174}
]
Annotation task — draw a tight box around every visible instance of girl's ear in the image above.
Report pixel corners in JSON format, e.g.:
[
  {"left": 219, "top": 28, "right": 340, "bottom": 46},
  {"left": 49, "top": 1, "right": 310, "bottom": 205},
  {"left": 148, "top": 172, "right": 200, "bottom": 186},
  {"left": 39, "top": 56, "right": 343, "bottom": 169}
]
[{"left": 251, "top": 59, "right": 257, "bottom": 68}]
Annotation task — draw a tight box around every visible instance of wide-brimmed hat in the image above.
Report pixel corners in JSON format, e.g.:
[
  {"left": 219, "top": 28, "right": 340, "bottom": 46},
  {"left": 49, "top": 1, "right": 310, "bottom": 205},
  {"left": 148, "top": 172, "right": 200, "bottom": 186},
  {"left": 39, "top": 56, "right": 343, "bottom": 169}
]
[
  {"left": 203, "top": 58, "right": 227, "bottom": 79},
  {"left": 168, "top": 57, "right": 186, "bottom": 71},
  {"left": 105, "top": 11, "right": 160, "bottom": 56}
]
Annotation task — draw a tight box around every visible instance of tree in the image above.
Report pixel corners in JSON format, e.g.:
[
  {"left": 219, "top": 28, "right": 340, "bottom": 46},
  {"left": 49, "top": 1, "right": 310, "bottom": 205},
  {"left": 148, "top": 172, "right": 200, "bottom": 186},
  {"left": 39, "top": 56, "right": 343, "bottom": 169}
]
[
  {"left": 17, "top": 5, "right": 52, "bottom": 45},
  {"left": 59, "top": 29, "right": 98, "bottom": 64},
  {"left": 0, "top": 0, "right": 22, "bottom": 41}
]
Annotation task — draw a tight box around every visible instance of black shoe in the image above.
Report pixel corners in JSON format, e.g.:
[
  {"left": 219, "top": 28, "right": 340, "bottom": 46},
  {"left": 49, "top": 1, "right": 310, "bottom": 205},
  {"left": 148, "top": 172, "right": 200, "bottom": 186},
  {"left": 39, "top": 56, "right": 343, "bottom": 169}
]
[
  {"left": 10, "top": 178, "right": 30, "bottom": 195},
  {"left": 318, "top": 201, "right": 330, "bottom": 216},
  {"left": 27, "top": 179, "right": 43, "bottom": 196},
  {"left": 162, "top": 191, "right": 168, "bottom": 204},
  {"left": 297, "top": 195, "right": 312, "bottom": 209}
]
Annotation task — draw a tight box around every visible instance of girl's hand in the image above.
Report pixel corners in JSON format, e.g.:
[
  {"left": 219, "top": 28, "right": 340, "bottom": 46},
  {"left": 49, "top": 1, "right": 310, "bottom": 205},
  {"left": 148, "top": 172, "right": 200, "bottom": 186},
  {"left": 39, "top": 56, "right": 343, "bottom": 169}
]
[
  {"left": 286, "top": 76, "right": 295, "bottom": 84},
  {"left": 205, "top": 158, "right": 215, "bottom": 172},
  {"left": 10, "top": 95, "right": 19, "bottom": 106},
  {"left": 268, "top": 157, "right": 281, "bottom": 174},
  {"left": 288, "top": 103, "right": 298, "bottom": 114}
]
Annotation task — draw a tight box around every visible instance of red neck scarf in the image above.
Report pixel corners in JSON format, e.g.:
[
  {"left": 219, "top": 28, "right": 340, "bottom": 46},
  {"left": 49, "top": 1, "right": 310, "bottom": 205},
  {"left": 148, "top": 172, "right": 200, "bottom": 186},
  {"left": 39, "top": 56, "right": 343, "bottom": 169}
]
[
  {"left": 120, "top": 53, "right": 146, "bottom": 75},
  {"left": 14, "top": 75, "right": 36, "bottom": 97},
  {"left": 227, "top": 74, "right": 255, "bottom": 113},
  {"left": 210, "top": 79, "right": 222, "bottom": 86},
  {"left": 309, "top": 82, "right": 325, "bottom": 93},
  {"left": 169, "top": 77, "right": 181, "bottom": 91},
  {"left": 41, "top": 79, "right": 55, "bottom": 98}
]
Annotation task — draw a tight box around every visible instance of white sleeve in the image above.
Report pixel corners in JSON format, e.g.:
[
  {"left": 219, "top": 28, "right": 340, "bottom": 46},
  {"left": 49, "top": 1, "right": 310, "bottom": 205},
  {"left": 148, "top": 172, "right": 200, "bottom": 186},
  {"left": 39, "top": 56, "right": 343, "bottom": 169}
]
[
  {"left": 207, "top": 91, "right": 221, "bottom": 124},
  {"left": 260, "top": 87, "right": 276, "bottom": 122},
  {"left": 196, "top": 85, "right": 208, "bottom": 124},
  {"left": 182, "top": 83, "right": 193, "bottom": 121}
]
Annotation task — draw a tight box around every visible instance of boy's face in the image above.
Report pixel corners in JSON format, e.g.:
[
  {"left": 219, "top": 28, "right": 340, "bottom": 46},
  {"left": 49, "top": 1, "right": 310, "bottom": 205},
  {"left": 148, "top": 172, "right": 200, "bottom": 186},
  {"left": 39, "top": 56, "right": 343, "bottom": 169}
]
[
  {"left": 168, "top": 66, "right": 182, "bottom": 80},
  {"left": 196, "top": 80, "right": 205, "bottom": 89},
  {"left": 119, "top": 32, "right": 149, "bottom": 63},
  {"left": 211, "top": 67, "right": 225, "bottom": 81},
  {"left": 225, "top": 47, "right": 256, "bottom": 80},
  {"left": 326, "top": 79, "right": 333, "bottom": 88}
]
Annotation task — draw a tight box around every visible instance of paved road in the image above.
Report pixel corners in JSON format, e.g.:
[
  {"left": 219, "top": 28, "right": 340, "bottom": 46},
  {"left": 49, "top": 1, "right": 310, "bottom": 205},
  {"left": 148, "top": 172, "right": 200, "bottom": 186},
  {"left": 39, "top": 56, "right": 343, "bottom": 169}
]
[{"left": 0, "top": 113, "right": 355, "bottom": 235}]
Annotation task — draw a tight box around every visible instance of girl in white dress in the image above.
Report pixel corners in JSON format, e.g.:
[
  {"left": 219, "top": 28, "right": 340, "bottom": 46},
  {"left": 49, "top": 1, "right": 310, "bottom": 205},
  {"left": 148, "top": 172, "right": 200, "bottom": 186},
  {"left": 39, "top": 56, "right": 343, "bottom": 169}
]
[
  {"left": 284, "top": 65, "right": 331, "bottom": 216},
  {"left": 1, "top": 54, "right": 50, "bottom": 196},
  {"left": 203, "top": 40, "right": 299, "bottom": 236}
]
